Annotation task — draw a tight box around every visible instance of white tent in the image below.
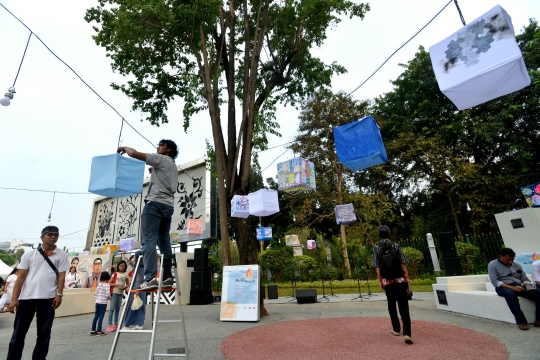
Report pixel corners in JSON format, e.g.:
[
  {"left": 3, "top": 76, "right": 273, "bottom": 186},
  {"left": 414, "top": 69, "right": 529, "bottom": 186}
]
[{"left": 0, "top": 259, "right": 14, "bottom": 277}]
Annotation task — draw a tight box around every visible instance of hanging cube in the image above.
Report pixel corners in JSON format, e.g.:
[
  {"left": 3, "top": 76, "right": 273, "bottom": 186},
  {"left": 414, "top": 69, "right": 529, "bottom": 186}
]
[
  {"left": 307, "top": 240, "right": 316, "bottom": 250},
  {"left": 285, "top": 235, "right": 300, "bottom": 246},
  {"left": 429, "top": 5, "right": 530, "bottom": 110},
  {"left": 248, "top": 189, "right": 279, "bottom": 217},
  {"left": 231, "top": 195, "right": 250, "bottom": 218},
  {"left": 334, "top": 204, "right": 357, "bottom": 225},
  {"left": 119, "top": 238, "right": 135, "bottom": 252},
  {"left": 277, "top": 158, "right": 316, "bottom": 192},
  {"left": 187, "top": 218, "right": 204, "bottom": 236},
  {"left": 88, "top": 154, "right": 145, "bottom": 198},
  {"left": 334, "top": 116, "right": 388, "bottom": 172},
  {"left": 521, "top": 182, "right": 540, "bottom": 208},
  {"left": 256, "top": 227, "right": 272, "bottom": 241}
]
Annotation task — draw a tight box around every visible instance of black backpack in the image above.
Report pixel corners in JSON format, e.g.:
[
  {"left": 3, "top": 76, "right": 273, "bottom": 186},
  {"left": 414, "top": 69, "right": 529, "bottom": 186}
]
[{"left": 378, "top": 241, "right": 404, "bottom": 279}]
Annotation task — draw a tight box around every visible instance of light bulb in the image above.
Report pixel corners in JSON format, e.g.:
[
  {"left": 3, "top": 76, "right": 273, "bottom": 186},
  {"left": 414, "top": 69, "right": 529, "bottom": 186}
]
[
  {"left": 0, "top": 97, "right": 10, "bottom": 106},
  {"left": 47, "top": 214, "right": 52, "bottom": 222}
]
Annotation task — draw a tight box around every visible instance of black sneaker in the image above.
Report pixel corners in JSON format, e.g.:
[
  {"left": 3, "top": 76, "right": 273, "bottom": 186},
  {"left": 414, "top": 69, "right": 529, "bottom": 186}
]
[
  {"left": 137, "top": 278, "right": 159, "bottom": 290},
  {"left": 90, "top": 331, "right": 98, "bottom": 336},
  {"left": 98, "top": 331, "right": 107, "bottom": 336},
  {"left": 162, "top": 278, "right": 174, "bottom": 287}
]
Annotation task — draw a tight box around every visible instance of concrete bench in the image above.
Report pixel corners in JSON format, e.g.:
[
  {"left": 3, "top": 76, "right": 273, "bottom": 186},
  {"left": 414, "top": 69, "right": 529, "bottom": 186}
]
[
  {"left": 432, "top": 275, "right": 536, "bottom": 324},
  {"left": 55, "top": 288, "right": 109, "bottom": 318}
]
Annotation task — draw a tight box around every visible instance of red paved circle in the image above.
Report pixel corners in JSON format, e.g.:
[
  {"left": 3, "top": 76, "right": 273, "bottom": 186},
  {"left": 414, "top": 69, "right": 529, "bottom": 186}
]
[{"left": 220, "top": 318, "right": 508, "bottom": 360}]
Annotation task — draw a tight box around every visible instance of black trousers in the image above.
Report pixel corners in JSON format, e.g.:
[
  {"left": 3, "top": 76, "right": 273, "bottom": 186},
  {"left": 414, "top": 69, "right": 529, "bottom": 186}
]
[
  {"left": 7, "top": 298, "right": 55, "bottom": 360},
  {"left": 385, "top": 282, "right": 411, "bottom": 337}
]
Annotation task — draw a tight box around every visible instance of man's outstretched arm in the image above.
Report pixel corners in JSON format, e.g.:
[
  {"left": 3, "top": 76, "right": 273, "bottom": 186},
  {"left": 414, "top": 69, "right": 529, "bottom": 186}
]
[{"left": 117, "top": 146, "right": 146, "bottom": 162}]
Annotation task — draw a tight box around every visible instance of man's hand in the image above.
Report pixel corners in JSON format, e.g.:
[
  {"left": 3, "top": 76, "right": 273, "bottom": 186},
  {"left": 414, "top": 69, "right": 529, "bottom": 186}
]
[
  {"left": 148, "top": 166, "right": 153, "bottom": 174},
  {"left": 8, "top": 300, "right": 18, "bottom": 313},
  {"left": 514, "top": 285, "right": 525, "bottom": 292},
  {"left": 52, "top": 296, "right": 63, "bottom": 309},
  {"left": 117, "top": 146, "right": 126, "bottom": 155}
]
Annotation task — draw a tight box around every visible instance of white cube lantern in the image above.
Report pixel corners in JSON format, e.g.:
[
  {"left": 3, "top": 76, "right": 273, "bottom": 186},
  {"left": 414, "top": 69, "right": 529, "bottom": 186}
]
[
  {"left": 335, "top": 204, "right": 357, "bottom": 225},
  {"left": 231, "top": 195, "right": 250, "bottom": 218},
  {"left": 429, "top": 5, "right": 530, "bottom": 110},
  {"left": 277, "top": 158, "right": 316, "bottom": 192},
  {"left": 248, "top": 189, "right": 280, "bottom": 217}
]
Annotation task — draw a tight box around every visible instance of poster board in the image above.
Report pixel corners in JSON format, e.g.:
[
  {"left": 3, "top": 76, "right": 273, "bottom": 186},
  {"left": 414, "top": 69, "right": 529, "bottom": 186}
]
[
  {"left": 220, "top": 265, "right": 260, "bottom": 322},
  {"left": 514, "top": 252, "right": 540, "bottom": 275},
  {"left": 68, "top": 254, "right": 112, "bottom": 289}
]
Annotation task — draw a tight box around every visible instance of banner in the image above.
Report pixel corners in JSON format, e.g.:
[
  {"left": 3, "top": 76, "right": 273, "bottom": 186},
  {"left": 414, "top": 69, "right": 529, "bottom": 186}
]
[{"left": 220, "top": 265, "right": 260, "bottom": 322}]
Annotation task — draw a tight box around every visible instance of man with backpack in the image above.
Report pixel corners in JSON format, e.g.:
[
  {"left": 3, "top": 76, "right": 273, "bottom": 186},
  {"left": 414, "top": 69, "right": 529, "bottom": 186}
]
[{"left": 372, "top": 225, "right": 413, "bottom": 344}]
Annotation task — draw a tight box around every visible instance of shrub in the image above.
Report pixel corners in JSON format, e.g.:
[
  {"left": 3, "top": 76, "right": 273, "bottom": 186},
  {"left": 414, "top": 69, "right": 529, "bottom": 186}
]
[
  {"left": 402, "top": 247, "right": 423, "bottom": 279},
  {"left": 293, "top": 255, "right": 318, "bottom": 282},
  {"left": 455, "top": 242, "right": 480, "bottom": 275},
  {"left": 259, "top": 246, "right": 293, "bottom": 282},
  {"left": 0, "top": 252, "right": 16, "bottom": 267}
]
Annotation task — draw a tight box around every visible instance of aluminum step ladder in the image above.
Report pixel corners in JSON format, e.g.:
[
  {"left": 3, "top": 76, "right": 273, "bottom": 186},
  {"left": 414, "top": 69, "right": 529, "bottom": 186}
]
[{"left": 108, "top": 253, "right": 190, "bottom": 360}]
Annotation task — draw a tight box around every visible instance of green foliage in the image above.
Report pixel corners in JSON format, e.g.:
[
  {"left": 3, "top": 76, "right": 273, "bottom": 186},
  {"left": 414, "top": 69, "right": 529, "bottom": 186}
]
[
  {"left": 14, "top": 248, "right": 24, "bottom": 262},
  {"left": 259, "top": 246, "right": 293, "bottom": 282},
  {"left": 402, "top": 247, "right": 423, "bottom": 279},
  {"left": 292, "top": 255, "right": 318, "bottom": 282},
  {"left": 0, "top": 251, "right": 16, "bottom": 267},
  {"left": 455, "top": 241, "right": 480, "bottom": 275}
]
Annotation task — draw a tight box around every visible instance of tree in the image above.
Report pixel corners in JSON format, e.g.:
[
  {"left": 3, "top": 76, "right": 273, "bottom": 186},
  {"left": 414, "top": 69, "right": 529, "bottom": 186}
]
[
  {"left": 15, "top": 248, "right": 24, "bottom": 262},
  {"left": 289, "top": 91, "right": 369, "bottom": 277},
  {"left": 0, "top": 251, "right": 16, "bottom": 267},
  {"left": 86, "top": 0, "right": 370, "bottom": 265},
  {"left": 372, "top": 19, "right": 540, "bottom": 236}
]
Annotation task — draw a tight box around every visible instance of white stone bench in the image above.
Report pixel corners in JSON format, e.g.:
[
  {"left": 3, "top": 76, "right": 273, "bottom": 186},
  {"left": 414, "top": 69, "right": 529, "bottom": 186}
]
[{"left": 432, "top": 275, "right": 536, "bottom": 324}]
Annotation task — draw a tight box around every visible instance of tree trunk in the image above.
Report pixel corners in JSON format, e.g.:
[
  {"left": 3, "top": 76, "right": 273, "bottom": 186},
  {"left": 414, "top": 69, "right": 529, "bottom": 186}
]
[
  {"left": 233, "top": 218, "right": 259, "bottom": 264},
  {"left": 336, "top": 169, "right": 352, "bottom": 278},
  {"left": 446, "top": 188, "right": 464, "bottom": 239}
]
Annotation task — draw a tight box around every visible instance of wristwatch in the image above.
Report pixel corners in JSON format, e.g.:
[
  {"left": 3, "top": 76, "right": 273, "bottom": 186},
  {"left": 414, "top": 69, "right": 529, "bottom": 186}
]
[{"left": 56, "top": 293, "right": 64, "bottom": 297}]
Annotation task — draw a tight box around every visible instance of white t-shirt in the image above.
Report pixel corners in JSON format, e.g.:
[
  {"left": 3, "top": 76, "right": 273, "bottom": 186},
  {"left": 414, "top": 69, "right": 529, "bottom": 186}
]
[
  {"left": 6, "top": 274, "right": 17, "bottom": 293},
  {"left": 531, "top": 260, "right": 540, "bottom": 284},
  {"left": 18, "top": 246, "right": 69, "bottom": 300}
]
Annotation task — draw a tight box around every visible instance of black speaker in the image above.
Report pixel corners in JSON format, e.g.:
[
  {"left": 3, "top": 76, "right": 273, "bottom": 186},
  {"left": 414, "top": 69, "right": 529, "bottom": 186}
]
[
  {"left": 194, "top": 248, "right": 209, "bottom": 271},
  {"left": 443, "top": 257, "right": 464, "bottom": 276},
  {"left": 267, "top": 284, "right": 278, "bottom": 299},
  {"left": 191, "top": 271, "right": 211, "bottom": 291},
  {"left": 296, "top": 289, "right": 317, "bottom": 304},
  {"left": 189, "top": 290, "right": 213, "bottom": 305},
  {"left": 438, "top": 232, "right": 458, "bottom": 258}
]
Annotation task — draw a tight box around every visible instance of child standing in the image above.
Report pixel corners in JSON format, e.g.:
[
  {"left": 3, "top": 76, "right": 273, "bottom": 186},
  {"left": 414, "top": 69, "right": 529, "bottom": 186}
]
[
  {"left": 91, "top": 271, "right": 111, "bottom": 336},
  {"left": 107, "top": 260, "right": 128, "bottom": 332}
]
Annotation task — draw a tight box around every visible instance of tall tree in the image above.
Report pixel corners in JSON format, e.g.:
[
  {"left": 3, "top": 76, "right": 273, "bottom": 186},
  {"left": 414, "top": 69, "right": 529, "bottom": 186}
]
[
  {"left": 85, "top": 0, "right": 369, "bottom": 265},
  {"left": 373, "top": 20, "right": 540, "bottom": 236},
  {"left": 289, "top": 90, "right": 369, "bottom": 277}
]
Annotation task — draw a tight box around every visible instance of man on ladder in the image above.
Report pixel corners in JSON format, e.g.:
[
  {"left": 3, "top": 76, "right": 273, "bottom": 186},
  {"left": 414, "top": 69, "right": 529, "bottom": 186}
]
[{"left": 117, "top": 140, "right": 178, "bottom": 290}]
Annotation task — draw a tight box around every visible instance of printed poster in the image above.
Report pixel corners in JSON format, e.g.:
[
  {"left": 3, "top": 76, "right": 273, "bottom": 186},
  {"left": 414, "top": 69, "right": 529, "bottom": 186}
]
[
  {"left": 514, "top": 252, "right": 540, "bottom": 275},
  {"left": 220, "top": 265, "right": 260, "bottom": 322}
]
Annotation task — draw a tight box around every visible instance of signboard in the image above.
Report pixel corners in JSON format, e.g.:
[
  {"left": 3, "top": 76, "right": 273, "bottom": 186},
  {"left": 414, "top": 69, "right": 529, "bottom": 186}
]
[{"left": 220, "top": 265, "right": 260, "bottom": 322}]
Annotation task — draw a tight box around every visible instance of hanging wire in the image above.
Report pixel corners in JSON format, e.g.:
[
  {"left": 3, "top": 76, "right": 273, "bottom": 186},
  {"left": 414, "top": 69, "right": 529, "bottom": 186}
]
[
  {"left": 11, "top": 31, "right": 32, "bottom": 87},
  {"left": 0, "top": 186, "right": 91, "bottom": 194},
  {"left": 0, "top": 3, "right": 156, "bottom": 149},
  {"left": 347, "top": 0, "right": 454, "bottom": 97},
  {"left": 47, "top": 191, "right": 56, "bottom": 222},
  {"left": 117, "top": 118, "right": 124, "bottom": 148},
  {"left": 453, "top": 0, "right": 467, "bottom": 26}
]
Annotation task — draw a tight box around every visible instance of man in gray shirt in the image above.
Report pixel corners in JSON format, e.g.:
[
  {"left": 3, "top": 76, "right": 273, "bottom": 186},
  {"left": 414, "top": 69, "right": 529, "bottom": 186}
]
[
  {"left": 118, "top": 139, "right": 178, "bottom": 290},
  {"left": 487, "top": 247, "right": 540, "bottom": 330}
]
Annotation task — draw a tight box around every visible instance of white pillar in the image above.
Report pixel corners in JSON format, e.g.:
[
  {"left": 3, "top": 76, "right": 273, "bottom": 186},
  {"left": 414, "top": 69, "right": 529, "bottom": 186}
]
[{"left": 426, "top": 233, "right": 441, "bottom": 273}]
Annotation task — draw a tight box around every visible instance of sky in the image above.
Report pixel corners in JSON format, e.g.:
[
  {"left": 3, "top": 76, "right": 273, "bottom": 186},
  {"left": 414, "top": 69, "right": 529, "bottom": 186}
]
[{"left": 0, "top": 0, "right": 539, "bottom": 252}]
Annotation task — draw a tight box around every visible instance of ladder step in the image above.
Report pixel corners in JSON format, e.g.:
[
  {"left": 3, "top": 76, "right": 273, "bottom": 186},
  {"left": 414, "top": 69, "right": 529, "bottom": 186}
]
[
  {"left": 118, "top": 329, "right": 153, "bottom": 333},
  {"left": 157, "top": 320, "right": 183, "bottom": 323}
]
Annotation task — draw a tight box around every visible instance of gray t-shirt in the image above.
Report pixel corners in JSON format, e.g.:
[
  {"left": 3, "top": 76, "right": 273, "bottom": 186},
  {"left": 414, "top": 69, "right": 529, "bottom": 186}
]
[{"left": 145, "top": 153, "right": 178, "bottom": 207}]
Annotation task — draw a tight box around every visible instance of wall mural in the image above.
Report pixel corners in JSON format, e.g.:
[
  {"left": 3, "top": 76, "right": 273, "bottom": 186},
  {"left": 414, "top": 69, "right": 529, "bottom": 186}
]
[
  {"left": 93, "top": 199, "right": 117, "bottom": 247},
  {"left": 176, "top": 176, "right": 204, "bottom": 231},
  {"left": 115, "top": 194, "right": 142, "bottom": 242}
]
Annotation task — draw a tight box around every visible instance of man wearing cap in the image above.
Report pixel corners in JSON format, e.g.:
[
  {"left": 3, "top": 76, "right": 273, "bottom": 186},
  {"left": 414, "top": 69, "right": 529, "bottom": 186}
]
[
  {"left": 7, "top": 226, "right": 69, "bottom": 360},
  {"left": 372, "top": 225, "right": 413, "bottom": 344},
  {"left": 117, "top": 139, "right": 178, "bottom": 290}
]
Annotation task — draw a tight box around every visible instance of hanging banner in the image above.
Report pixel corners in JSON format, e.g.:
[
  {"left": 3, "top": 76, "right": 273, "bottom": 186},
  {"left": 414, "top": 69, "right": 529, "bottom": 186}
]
[{"left": 220, "top": 265, "right": 260, "bottom": 322}]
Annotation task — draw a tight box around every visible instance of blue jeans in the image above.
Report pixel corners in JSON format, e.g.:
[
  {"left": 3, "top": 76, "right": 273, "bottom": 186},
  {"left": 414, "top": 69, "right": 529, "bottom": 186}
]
[
  {"left": 7, "top": 298, "right": 55, "bottom": 360},
  {"left": 495, "top": 286, "right": 540, "bottom": 324},
  {"left": 92, "top": 303, "right": 107, "bottom": 332},
  {"left": 141, "top": 201, "right": 174, "bottom": 282},
  {"left": 108, "top": 293, "right": 123, "bottom": 325}
]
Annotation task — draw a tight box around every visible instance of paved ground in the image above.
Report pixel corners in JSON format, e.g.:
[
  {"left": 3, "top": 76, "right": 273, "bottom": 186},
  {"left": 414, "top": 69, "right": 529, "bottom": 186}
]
[{"left": 0, "top": 292, "right": 538, "bottom": 359}]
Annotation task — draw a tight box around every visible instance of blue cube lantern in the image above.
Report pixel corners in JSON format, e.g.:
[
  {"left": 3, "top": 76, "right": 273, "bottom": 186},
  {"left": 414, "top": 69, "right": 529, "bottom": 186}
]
[
  {"left": 256, "top": 227, "right": 272, "bottom": 241},
  {"left": 88, "top": 154, "right": 145, "bottom": 198},
  {"left": 277, "top": 158, "right": 316, "bottom": 192},
  {"left": 334, "top": 116, "right": 388, "bottom": 172}
]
